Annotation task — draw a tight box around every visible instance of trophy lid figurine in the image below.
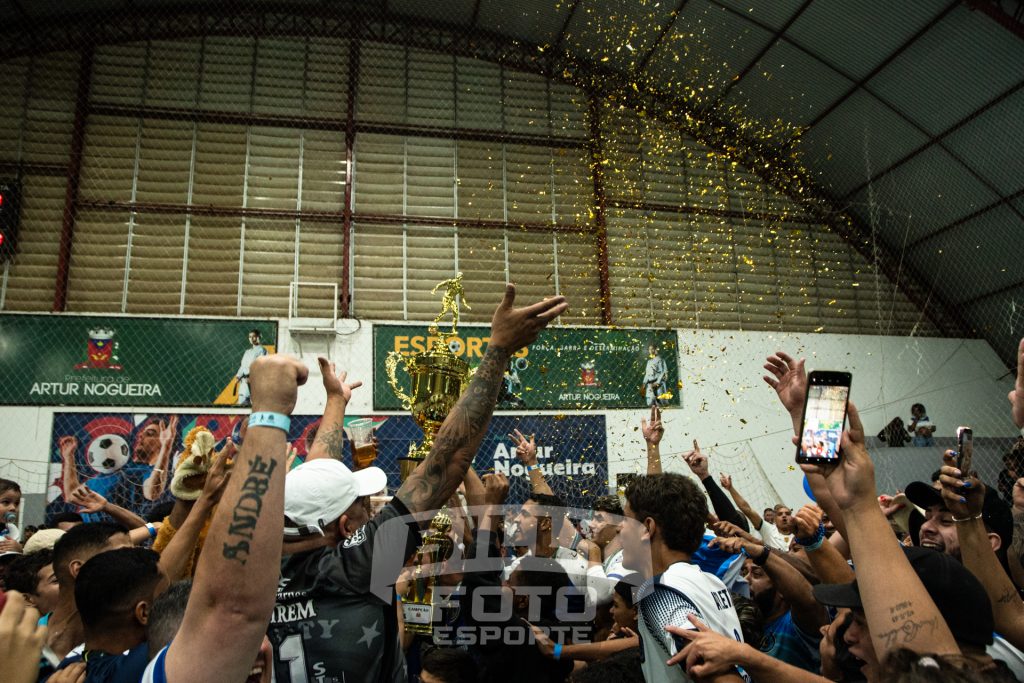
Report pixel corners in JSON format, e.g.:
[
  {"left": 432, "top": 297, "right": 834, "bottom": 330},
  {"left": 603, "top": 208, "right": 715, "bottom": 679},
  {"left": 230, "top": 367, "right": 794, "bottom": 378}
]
[{"left": 386, "top": 272, "right": 474, "bottom": 482}]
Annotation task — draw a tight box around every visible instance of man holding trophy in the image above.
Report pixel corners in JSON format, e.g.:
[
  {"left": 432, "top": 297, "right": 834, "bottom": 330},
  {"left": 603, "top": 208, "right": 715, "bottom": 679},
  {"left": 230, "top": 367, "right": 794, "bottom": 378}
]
[{"left": 271, "top": 283, "right": 568, "bottom": 683}]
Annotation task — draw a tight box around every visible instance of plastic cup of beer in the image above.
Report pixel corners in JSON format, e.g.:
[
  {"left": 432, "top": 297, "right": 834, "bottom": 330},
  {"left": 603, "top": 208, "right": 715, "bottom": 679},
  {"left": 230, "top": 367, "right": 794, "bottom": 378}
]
[{"left": 347, "top": 418, "right": 377, "bottom": 469}]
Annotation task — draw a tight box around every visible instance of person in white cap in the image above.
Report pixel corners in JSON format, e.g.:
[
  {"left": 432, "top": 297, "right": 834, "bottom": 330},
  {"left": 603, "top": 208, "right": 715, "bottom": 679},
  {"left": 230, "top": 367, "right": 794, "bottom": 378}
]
[{"left": 267, "top": 283, "right": 568, "bottom": 683}]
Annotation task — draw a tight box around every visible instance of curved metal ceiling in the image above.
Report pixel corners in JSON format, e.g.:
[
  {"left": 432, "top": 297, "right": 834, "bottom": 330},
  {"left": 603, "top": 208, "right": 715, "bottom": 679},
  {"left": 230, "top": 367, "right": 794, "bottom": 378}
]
[{"left": 2, "top": 0, "right": 1022, "bottom": 364}]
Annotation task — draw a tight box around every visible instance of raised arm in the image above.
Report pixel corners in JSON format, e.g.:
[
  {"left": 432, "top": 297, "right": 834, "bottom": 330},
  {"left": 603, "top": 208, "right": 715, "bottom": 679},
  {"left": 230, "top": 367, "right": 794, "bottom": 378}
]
[
  {"left": 812, "top": 404, "right": 959, "bottom": 658},
  {"left": 712, "top": 533, "right": 827, "bottom": 635},
  {"left": 163, "top": 355, "right": 307, "bottom": 683},
  {"left": 1010, "top": 337, "right": 1024, "bottom": 429},
  {"left": 306, "top": 357, "right": 362, "bottom": 462},
  {"left": 156, "top": 446, "right": 233, "bottom": 587},
  {"left": 792, "top": 504, "right": 854, "bottom": 585},
  {"left": 58, "top": 436, "right": 82, "bottom": 503},
  {"left": 763, "top": 350, "right": 850, "bottom": 542},
  {"left": 939, "top": 452, "right": 1024, "bottom": 649},
  {"left": 143, "top": 416, "right": 178, "bottom": 501},
  {"left": 397, "top": 284, "right": 567, "bottom": 516},
  {"left": 642, "top": 405, "right": 664, "bottom": 474},
  {"left": 68, "top": 485, "right": 147, "bottom": 530},
  {"left": 510, "top": 429, "right": 554, "bottom": 496},
  {"left": 719, "top": 472, "right": 763, "bottom": 530},
  {"left": 706, "top": 473, "right": 749, "bottom": 533}
]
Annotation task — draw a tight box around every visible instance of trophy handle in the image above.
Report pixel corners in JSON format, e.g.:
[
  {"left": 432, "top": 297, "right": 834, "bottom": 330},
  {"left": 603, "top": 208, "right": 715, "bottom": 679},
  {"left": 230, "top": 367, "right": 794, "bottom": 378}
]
[{"left": 385, "top": 351, "right": 414, "bottom": 410}]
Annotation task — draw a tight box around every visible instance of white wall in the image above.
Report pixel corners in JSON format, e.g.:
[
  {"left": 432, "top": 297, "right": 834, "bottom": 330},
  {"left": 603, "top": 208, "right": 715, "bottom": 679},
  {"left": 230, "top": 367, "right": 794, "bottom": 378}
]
[{"left": 2, "top": 319, "right": 1018, "bottom": 520}]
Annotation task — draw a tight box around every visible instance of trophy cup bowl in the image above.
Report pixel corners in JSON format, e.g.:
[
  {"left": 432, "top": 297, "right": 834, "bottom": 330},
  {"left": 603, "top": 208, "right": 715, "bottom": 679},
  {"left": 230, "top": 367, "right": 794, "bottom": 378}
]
[{"left": 386, "top": 334, "right": 470, "bottom": 482}]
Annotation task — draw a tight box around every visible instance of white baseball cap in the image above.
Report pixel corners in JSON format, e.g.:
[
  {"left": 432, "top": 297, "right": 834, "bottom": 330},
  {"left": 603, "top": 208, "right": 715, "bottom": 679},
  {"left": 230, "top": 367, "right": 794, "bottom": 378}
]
[{"left": 283, "top": 459, "right": 388, "bottom": 537}]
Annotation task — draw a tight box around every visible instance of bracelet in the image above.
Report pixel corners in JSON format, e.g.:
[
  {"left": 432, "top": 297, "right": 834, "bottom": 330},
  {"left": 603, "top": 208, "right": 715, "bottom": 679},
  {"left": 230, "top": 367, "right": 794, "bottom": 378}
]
[
  {"left": 952, "top": 513, "right": 983, "bottom": 523},
  {"left": 801, "top": 537, "right": 825, "bottom": 552},
  {"left": 145, "top": 523, "right": 157, "bottom": 539},
  {"left": 752, "top": 545, "right": 771, "bottom": 566},
  {"left": 553, "top": 643, "right": 563, "bottom": 660},
  {"left": 795, "top": 523, "right": 826, "bottom": 549},
  {"left": 527, "top": 464, "right": 540, "bottom": 473},
  {"left": 248, "top": 412, "right": 291, "bottom": 433}
]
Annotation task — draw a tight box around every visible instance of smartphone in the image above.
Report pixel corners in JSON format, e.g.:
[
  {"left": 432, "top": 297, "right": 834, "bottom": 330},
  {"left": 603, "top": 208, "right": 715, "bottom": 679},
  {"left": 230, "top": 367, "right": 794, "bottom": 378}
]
[
  {"left": 957, "top": 427, "right": 973, "bottom": 475},
  {"left": 796, "top": 371, "right": 852, "bottom": 465}
]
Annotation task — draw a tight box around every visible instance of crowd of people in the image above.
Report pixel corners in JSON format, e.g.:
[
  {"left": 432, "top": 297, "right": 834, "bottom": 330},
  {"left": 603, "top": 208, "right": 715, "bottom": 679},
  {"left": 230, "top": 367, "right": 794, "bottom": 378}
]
[{"left": 2, "top": 284, "right": 1024, "bottom": 683}]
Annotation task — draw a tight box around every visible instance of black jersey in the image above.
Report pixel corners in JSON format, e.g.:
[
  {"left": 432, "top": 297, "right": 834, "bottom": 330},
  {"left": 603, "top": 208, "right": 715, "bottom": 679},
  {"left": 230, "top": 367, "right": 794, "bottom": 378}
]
[{"left": 269, "top": 497, "right": 421, "bottom": 683}]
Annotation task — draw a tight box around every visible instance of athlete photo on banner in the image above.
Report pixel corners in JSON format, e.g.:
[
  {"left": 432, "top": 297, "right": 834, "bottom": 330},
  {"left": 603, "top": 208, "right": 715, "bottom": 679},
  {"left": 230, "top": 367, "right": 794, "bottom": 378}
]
[
  {"left": 46, "top": 412, "right": 608, "bottom": 524},
  {"left": 0, "top": 314, "right": 278, "bottom": 407}
]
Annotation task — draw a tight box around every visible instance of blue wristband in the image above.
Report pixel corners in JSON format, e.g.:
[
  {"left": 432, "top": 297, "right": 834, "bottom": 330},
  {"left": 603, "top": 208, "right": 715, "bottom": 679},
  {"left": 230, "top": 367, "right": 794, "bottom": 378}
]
[
  {"left": 553, "top": 643, "right": 563, "bottom": 660},
  {"left": 248, "top": 412, "right": 291, "bottom": 433},
  {"left": 795, "top": 523, "right": 826, "bottom": 550}
]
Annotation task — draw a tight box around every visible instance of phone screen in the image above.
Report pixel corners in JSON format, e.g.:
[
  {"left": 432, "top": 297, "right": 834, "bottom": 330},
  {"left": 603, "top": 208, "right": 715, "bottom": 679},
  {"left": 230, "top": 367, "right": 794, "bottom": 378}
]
[{"left": 799, "top": 384, "right": 850, "bottom": 463}]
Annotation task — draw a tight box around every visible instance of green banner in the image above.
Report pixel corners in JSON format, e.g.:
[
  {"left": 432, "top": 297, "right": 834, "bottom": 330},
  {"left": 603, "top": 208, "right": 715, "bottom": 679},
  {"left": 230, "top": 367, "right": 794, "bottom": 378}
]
[
  {"left": 0, "top": 314, "right": 278, "bottom": 406},
  {"left": 373, "top": 324, "right": 679, "bottom": 410}
]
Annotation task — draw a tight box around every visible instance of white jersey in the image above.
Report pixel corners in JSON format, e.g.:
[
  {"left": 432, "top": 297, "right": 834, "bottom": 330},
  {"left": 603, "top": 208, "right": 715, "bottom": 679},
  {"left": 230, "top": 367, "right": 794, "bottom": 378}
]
[
  {"left": 604, "top": 548, "right": 626, "bottom": 581},
  {"left": 756, "top": 521, "right": 792, "bottom": 552},
  {"left": 637, "top": 561, "right": 748, "bottom": 683},
  {"left": 504, "top": 545, "right": 589, "bottom": 589},
  {"left": 140, "top": 645, "right": 168, "bottom": 683},
  {"left": 236, "top": 345, "right": 267, "bottom": 378}
]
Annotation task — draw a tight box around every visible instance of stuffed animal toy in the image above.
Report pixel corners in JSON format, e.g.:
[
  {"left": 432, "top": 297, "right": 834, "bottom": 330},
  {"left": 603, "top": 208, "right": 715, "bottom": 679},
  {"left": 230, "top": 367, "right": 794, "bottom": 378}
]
[{"left": 170, "top": 426, "right": 228, "bottom": 500}]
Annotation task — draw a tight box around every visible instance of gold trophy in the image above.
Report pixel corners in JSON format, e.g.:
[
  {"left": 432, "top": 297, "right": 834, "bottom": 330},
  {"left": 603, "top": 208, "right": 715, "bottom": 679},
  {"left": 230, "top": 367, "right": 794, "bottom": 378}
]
[
  {"left": 386, "top": 273, "right": 473, "bottom": 482},
  {"left": 401, "top": 508, "right": 455, "bottom": 635}
]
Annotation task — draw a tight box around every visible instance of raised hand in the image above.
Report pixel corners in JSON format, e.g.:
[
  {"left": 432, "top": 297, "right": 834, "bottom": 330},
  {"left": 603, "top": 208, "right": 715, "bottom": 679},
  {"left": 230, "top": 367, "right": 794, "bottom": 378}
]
[
  {"left": 488, "top": 284, "right": 568, "bottom": 352},
  {"left": 69, "top": 485, "right": 107, "bottom": 514},
  {"left": 682, "top": 439, "right": 709, "bottom": 480},
  {"left": 0, "top": 591, "right": 46, "bottom": 683},
  {"left": 58, "top": 436, "right": 78, "bottom": 462},
  {"left": 248, "top": 355, "right": 309, "bottom": 416},
  {"left": 159, "top": 416, "right": 179, "bottom": 452},
  {"left": 719, "top": 472, "right": 732, "bottom": 490},
  {"left": 710, "top": 519, "right": 758, "bottom": 544},
  {"left": 938, "top": 450, "right": 984, "bottom": 520},
  {"left": 1010, "top": 338, "right": 1024, "bottom": 429},
  {"left": 509, "top": 429, "right": 538, "bottom": 465},
  {"left": 709, "top": 534, "right": 761, "bottom": 556},
  {"left": 200, "top": 446, "right": 234, "bottom": 505},
  {"left": 800, "top": 403, "right": 877, "bottom": 512},
  {"left": 641, "top": 405, "right": 664, "bottom": 445},
  {"left": 482, "top": 473, "right": 510, "bottom": 507},
  {"left": 763, "top": 351, "right": 807, "bottom": 417},
  {"left": 792, "top": 504, "right": 823, "bottom": 538},
  {"left": 877, "top": 494, "right": 906, "bottom": 519},
  {"left": 317, "top": 357, "right": 362, "bottom": 403}
]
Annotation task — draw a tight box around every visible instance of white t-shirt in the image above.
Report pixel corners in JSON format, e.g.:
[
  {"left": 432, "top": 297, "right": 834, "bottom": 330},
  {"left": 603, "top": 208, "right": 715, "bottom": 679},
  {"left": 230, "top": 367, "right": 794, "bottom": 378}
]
[
  {"left": 757, "top": 521, "right": 792, "bottom": 551},
  {"left": 637, "top": 561, "right": 749, "bottom": 683},
  {"left": 604, "top": 548, "right": 626, "bottom": 581}
]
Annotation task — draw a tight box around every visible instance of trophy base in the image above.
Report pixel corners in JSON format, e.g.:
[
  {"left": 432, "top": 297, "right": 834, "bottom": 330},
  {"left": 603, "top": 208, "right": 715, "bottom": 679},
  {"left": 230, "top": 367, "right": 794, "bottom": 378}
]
[{"left": 399, "top": 440, "right": 433, "bottom": 481}]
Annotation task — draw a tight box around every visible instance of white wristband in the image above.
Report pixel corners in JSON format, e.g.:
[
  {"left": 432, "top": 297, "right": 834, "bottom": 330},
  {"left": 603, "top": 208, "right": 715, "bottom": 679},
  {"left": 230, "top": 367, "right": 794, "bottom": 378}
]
[{"left": 248, "top": 412, "right": 291, "bottom": 433}]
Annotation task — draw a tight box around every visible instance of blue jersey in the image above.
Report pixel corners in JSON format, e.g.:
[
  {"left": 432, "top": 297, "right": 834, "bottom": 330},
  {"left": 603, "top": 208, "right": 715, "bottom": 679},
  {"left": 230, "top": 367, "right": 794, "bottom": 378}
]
[{"left": 760, "top": 610, "right": 822, "bottom": 673}]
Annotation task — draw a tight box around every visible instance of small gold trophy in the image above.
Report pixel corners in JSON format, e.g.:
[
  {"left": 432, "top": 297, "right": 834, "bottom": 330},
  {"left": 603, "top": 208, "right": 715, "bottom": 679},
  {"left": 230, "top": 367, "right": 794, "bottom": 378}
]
[
  {"left": 386, "top": 273, "right": 473, "bottom": 482},
  {"left": 401, "top": 509, "right": 455, "bottom": 635}
]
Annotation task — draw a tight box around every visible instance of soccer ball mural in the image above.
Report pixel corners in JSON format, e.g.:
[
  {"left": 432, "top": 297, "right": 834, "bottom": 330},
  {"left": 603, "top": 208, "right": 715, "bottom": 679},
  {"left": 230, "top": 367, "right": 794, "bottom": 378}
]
[{"left": 86, "top": 434, "right": 130, "bottom": 474}]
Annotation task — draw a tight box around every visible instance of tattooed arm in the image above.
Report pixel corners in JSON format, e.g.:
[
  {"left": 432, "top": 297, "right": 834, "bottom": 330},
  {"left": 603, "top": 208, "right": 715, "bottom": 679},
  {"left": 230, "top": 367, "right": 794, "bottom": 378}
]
[
  {"left": 306, "top": 357, "right": 362, "bottom": 462},
  {"left": 397, "top": 284, "right": 567, "bottom": 518},
  {"left": 164, "top": 355, "right": 308, "bottom": 683},
  {"left": 810, "top": 405, "right": 959, "bottom": 658}
]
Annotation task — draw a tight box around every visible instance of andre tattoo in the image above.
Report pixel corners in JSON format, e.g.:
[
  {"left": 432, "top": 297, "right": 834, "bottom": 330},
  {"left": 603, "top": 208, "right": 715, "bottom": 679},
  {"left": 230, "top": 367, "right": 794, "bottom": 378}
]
[{"left": 222, "top": 454, "right": 278, "bottom": 564}]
